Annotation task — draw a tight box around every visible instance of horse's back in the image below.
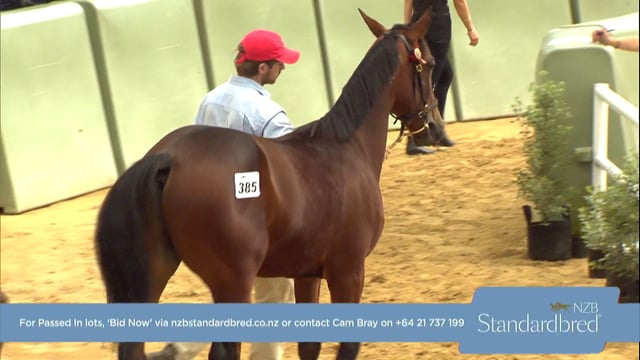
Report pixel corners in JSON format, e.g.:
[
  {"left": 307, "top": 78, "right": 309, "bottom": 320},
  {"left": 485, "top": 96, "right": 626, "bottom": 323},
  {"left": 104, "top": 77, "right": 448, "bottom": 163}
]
[
  {"left": 148, "top": 125, "right": 256, "bottom": 159},
  {"left": 149, "top": 125, "right": 264, "bottom": 216},
  {"left": 144, "top": 125, "right": 384, "bottom": 278}
]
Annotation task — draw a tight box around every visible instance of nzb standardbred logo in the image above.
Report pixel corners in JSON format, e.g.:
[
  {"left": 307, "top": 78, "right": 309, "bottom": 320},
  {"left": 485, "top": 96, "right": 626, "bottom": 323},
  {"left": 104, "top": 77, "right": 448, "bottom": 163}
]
[
  {"left": 477, "top": 300, "right": 600, "bottom": 335},
  {"left": 463, "top": 287, "right": 633, "bottom": 354}
]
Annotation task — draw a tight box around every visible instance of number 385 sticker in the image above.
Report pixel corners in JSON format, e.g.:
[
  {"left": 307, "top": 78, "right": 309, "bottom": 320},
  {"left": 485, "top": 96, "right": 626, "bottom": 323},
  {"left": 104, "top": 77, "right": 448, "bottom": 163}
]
[{"left": 234, "top": 171, "right": 260, "bottom": 199}]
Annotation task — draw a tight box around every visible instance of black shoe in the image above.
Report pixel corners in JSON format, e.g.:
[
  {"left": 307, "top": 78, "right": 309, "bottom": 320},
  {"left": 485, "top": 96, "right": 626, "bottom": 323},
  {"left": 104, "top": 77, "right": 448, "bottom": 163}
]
[
  {"left": 439, "top": 133, "right": 456, "bottom": 147},
  {"left": 406, "top": 136, "right": 436, "bottom": 155},
  {"left": 147, "top": 344, "right": 178, "bottom": 360},
  {"left": 406, "top": 144, "right": 437, "bottom": 155}
]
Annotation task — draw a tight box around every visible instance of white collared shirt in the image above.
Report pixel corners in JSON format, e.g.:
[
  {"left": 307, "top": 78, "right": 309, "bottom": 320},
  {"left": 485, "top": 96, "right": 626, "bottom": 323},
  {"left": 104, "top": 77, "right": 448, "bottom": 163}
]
[{"left": 194, "top": 76, "right": 294, "bottom": 138}]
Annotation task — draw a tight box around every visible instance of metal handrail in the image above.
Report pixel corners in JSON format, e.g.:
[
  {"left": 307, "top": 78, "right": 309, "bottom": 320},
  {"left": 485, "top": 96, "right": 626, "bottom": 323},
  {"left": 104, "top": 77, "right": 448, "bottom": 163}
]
[{"left": 592, "top": 83, "right": 639, "bottom": 191}]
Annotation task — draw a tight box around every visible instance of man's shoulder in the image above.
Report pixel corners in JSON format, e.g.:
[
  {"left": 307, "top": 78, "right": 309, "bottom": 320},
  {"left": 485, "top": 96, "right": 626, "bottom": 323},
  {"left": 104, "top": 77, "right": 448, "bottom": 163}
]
[
  {"left": 203, "top": 82, "right": 231, "bottom": 100},
  {"left": 227, "top": 84, "right": 284, "bottom": 116},
  {"left": 203, "top": 78, "right": 284, "bottom": 121},
  {"left": 249, "top": 97, "right": 285, "bottom": 124}
]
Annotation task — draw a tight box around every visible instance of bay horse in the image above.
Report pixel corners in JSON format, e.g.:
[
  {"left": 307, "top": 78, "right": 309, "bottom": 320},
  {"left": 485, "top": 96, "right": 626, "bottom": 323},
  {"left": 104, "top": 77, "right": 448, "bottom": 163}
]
[
  {"left": 95, "top": 9, "right": 445, "bottom": 360},
  {"left": 0, "top": 289, "right": 6, "bottom": 354}
]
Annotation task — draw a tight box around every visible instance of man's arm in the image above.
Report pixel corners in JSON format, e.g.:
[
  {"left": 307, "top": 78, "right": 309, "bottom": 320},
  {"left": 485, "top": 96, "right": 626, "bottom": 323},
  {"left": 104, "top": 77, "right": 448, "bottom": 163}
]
[
  {"left": 592, "top": 28, "right": 639, "bottom": 52},
  {"left": 262, "top": 112, "right": 295, "bottom": 138},
  {"left": 403, "top": 0, "right": 414, "bottom": 23},
  {"left": 453, "top": 0, "right": 479, "bottom": 46}
]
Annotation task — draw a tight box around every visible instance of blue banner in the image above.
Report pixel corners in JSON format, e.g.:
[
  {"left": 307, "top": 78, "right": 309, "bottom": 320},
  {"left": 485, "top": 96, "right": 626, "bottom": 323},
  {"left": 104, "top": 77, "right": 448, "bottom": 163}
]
[{"left": 0, "top": 287, "right": 638, "bottom": 354}]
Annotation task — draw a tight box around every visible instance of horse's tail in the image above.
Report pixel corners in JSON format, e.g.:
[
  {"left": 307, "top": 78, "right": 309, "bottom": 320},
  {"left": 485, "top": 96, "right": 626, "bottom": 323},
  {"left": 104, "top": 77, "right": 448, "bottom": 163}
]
[{"left": 95, "top": 153, "right": 173, "bottom": 304}]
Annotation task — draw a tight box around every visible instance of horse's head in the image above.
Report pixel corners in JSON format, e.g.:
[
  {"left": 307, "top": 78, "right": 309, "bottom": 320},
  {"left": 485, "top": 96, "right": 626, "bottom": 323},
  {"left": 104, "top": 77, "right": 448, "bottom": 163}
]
[{"left": 359, "top": 9, "right": 446, "bottom": 147}]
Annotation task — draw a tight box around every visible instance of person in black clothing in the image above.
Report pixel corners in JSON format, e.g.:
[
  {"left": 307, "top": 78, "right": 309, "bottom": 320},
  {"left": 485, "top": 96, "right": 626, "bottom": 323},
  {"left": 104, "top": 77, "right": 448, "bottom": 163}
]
[
  {"left": 0, "top": 0, "right": 50, "bottom": 11},
  {"left": 404, "top": 0, "right": 479, "bottom": 155}
]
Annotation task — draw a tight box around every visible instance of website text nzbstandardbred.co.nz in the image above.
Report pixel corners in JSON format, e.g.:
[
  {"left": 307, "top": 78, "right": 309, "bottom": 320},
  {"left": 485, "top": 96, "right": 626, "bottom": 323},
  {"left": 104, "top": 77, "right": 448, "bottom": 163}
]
[{"left": 163, "top": 317, "right": 377, "bottom": 328}]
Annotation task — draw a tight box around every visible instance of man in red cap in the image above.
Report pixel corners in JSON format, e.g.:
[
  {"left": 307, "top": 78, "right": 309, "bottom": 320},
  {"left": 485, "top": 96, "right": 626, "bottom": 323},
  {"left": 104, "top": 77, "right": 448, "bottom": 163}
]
[
  {"left": 194, "top": 29, "right": 300, "bottom": 138},
  {"left": 147, "top": 29, "right": 300, "bottom": 360}
]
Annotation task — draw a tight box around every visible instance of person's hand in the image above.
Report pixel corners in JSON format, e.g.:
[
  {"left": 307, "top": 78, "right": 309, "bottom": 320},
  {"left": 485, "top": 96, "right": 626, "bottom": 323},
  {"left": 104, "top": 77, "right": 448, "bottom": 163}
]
[
  {"left": 592, "top": 28, "right": 611, "bottom": 46},
  {"left": 467, "top": 28, "right": 479, "bottom": 46},
  {"left": 384, "top": 146, "right": 391, "bottom": 160}
]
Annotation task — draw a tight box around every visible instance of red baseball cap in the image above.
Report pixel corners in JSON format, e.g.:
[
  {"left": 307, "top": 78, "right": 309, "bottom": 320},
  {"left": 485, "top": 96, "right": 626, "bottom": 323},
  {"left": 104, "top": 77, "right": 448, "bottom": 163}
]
[{"left": 236, "top": 29, "right": 300, "bottom": 65}]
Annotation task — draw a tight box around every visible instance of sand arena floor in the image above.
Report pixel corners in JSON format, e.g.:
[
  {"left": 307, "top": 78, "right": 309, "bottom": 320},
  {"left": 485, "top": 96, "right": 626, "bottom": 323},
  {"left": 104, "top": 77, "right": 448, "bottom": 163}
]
[{"left": 1, "top": 118, "right": 638, "bottom": 359}]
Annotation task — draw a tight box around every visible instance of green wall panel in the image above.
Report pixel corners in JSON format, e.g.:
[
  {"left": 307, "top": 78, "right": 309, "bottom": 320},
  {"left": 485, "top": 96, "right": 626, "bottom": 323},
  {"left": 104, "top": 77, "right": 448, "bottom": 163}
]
[
  {"left": 197, "top": 0, "right": 329, "bottom": 127},
  {"left": 315, "top": 1, "right": 399, "bottom": 103},
  {"left": 450, "top": 0, "right": 573, "bottom": 120},
  {"left": 577, "top": 0, "right": 638, "bottom": 22},
  {"left": 0, "top": 3, "right": 117, "bottom": 214},
  {"left": 84, "top": 0, "right": 209, "bottom": 172}
]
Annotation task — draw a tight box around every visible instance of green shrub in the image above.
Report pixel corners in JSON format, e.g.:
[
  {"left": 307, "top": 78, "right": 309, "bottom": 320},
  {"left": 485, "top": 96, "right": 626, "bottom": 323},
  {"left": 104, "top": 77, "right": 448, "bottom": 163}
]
[
  {"left": 513, "top": 72, "right": 573, "bottom": 222},
  {"left": 579, "top": 153, "right": 639, "bottom": 280}
]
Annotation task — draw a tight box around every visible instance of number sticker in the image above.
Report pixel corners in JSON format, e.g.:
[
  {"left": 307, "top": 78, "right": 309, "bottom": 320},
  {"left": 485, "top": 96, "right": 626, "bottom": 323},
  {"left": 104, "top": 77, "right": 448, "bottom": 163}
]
[{"left": 234, "top": 171, "right": 260, "bottom": 199}]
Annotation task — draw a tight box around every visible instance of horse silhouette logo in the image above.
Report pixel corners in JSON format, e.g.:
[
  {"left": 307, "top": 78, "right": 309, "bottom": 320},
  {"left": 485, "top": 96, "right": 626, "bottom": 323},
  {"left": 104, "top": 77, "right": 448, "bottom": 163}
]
[{"left": 550, "top": 302, "right": 570, "bottom": 312}]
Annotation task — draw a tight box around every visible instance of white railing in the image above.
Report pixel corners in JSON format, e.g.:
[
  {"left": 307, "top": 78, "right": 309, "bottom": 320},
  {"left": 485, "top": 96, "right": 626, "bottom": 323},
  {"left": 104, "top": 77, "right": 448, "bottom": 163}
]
[{"left": 592, "top": 83, "right": 639, "bottom": 191}]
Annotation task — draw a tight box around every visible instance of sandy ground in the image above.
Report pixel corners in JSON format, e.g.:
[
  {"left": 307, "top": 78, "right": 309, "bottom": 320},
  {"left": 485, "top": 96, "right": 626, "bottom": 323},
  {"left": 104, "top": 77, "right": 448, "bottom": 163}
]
[{"left": 1, "top": 118, "right": 638, "bottom": 360}]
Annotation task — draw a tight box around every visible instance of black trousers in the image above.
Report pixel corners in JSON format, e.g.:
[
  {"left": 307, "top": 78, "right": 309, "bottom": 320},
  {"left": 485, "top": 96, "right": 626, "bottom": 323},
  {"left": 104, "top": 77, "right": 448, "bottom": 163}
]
[
  {"left": 425, "top": 14, "right": 453, "bottom": 119},
  {"left": 428, "top": 41, "right": 453, "bottom": 118}
]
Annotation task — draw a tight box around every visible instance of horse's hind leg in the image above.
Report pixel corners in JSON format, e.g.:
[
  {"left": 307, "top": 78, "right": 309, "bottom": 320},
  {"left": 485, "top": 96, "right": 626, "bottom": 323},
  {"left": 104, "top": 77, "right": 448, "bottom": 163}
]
[
  {"left": 205, "top": 282, "right": 252, "bottom": 360},
  {"left": 326, "top": 264, "right": 365, "bottom": 360},
  {"left": 196, "top": 264, "right": 254, "bottom": 360},
  {"left": 116, "top": 247, "right": 180, "bottom": 360},
  {"left": 335, "top": 342, "right": 360, "bottom": 360},
  {"left": 295, "top": 278, "right": 322, "bottom": 360},
  {"left": 208, "top": 343, "right": 239, "bottom": 360},
  {"left": 0, "top": 290, "right": 7, "bottom": 355},
  {"left": 147, "top": 240, "right": 181, "bottom": 301},
  {"left": 119, "top": 250, "right": 180, "bottom": 359},
  {"left": 132, "top": 237, "right": 180, "bottom": 360},
  {"left": 124, "top": 264, "right": 180, "bottom": 359}
]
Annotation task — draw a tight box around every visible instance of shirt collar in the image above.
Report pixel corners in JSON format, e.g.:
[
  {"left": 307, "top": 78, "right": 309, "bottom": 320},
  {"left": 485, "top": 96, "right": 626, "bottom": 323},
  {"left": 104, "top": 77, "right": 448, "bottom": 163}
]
[{"left": 229, "top": 75, "right": 271, "bottom": 98}]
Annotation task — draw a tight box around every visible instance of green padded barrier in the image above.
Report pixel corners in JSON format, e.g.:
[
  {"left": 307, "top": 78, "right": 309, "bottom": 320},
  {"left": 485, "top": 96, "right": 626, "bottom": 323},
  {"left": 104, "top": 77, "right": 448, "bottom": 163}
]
[
  {"left": 582, "top": 12, "right": 639, "bottom": 154},
  {"left": 576, "top": 0, "right": 638, "bottom": 22},
  {"left": 450, "top": 0, "right": 573, "bottom": 120},
  {"left": 536, "top": 16, "right": 639, "bottom": 235},
  {"left": 78, "top": 0, "right": 209, "bottom": 172},
  {"left": 195, "top": 0, "right": 329, "bottom": 127},
  {"left": 0, "top": 3, "right": 117, "bottom": 214}
]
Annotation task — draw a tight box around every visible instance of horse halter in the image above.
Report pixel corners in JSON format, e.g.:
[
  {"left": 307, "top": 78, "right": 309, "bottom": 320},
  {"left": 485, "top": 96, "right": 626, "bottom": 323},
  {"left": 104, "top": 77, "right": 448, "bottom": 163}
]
[{"left": 388, "top": 32, "right": 439, "bottom": 149}]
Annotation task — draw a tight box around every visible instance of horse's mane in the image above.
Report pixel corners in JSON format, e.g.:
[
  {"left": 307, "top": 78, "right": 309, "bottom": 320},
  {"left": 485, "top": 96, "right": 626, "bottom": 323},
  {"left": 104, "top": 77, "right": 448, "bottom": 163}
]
[{"left": 293, "top": 26, "right": 406, "bottom": 142}]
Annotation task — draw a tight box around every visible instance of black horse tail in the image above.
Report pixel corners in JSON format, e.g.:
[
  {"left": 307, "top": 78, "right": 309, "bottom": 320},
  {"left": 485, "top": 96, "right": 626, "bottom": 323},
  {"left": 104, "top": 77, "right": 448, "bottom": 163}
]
[{"left": 95, "top": 153, "right": 173, "bottom": 304}]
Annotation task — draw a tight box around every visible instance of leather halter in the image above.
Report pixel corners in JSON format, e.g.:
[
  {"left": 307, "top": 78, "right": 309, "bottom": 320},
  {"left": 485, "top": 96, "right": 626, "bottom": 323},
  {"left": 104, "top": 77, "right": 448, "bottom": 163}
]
[{"left": 387, "top": 32, "right": 439, "bottom": 149}]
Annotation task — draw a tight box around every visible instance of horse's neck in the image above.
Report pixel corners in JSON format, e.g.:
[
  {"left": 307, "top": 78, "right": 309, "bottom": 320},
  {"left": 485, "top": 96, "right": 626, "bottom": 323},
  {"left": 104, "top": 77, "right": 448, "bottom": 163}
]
[{"left": 353, "top": 89, "right": 395, "bottom": 177}]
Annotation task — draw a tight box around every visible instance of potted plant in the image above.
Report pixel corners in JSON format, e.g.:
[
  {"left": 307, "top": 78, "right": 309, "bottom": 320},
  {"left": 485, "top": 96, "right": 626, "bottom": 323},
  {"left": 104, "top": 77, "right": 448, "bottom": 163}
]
[
  {"left": 579, "top": 153, "right": 639, "bottom": 303},
  {"left": 513, "top": 72, "right": 574, "bottom": 261}
]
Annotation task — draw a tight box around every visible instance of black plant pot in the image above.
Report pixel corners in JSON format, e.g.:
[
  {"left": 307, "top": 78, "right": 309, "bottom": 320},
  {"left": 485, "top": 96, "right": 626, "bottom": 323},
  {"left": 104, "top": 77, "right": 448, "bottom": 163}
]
[
  {"left": 523, "top": 205, "right": 572, "bottom": 261},
  {"left": 571, "top": 236, "right": 589, "bottom": 258},
  {"left": 587, "top": 249, "right": 607, "bottom": 279},
  {"left": 606, "top": 272, "right": 640, "bottom": 303}
]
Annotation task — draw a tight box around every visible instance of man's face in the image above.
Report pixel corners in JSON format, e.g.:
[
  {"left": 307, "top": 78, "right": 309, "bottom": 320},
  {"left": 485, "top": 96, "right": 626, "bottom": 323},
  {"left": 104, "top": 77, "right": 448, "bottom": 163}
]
[{"left": 260, "top": 61, "right": 285, "bottom": 85}]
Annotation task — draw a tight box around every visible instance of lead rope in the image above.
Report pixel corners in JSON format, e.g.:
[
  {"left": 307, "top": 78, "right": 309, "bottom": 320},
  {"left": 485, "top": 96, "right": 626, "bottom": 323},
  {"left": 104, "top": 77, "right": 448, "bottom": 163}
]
[{"left": 387, "top": 123, "right": 406, "bottom": 150}]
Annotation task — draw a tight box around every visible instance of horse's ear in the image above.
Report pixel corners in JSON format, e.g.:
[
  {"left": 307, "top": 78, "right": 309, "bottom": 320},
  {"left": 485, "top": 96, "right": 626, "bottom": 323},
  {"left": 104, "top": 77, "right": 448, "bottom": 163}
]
[
  {"left": 407, "top": 8, "right": 432, "bottom": 40},
  {"left": 358, "top": 8, "right": 387, "bottom": 38}
]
